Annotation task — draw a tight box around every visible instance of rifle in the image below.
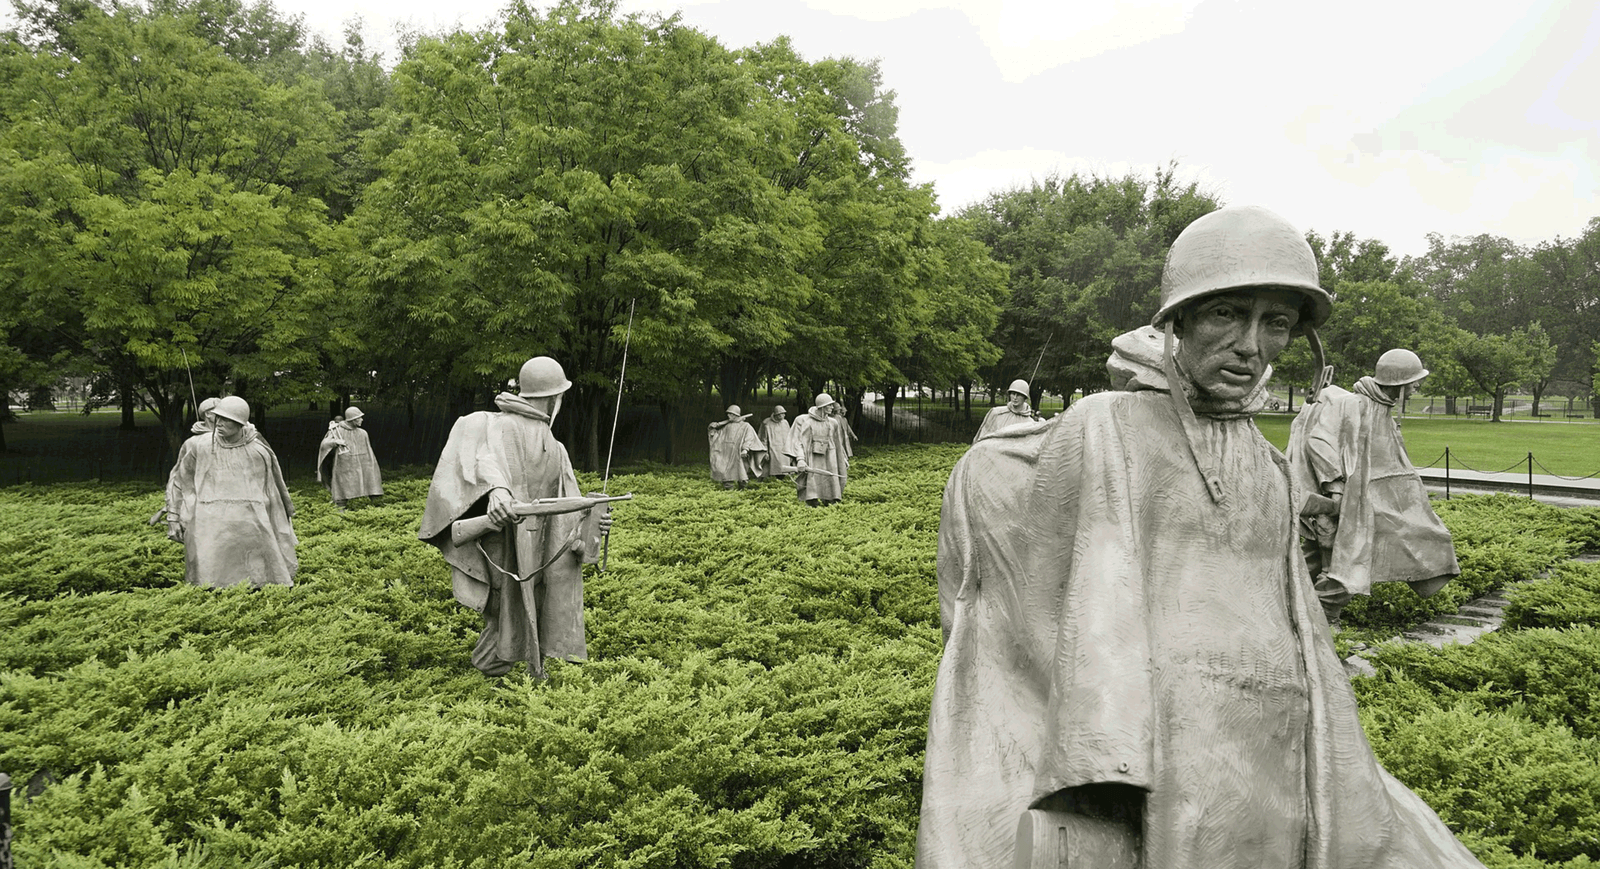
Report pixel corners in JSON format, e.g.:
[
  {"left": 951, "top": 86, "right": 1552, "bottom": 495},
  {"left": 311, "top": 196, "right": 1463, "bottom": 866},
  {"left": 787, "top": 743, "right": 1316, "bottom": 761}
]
[{"left": 451, "top": 493, "right": 635, "bottom": 548}]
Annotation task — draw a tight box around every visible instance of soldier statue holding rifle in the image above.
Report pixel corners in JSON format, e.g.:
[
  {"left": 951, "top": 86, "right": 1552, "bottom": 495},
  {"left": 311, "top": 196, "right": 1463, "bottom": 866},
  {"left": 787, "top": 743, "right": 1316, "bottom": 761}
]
[{"left": 418, "top": 357, "right": 628, "bottom": 679}]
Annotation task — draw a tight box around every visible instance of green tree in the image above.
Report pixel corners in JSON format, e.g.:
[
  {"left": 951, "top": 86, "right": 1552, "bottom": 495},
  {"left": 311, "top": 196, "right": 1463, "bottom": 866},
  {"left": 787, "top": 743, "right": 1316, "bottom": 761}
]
[
  {"left": 1451, "top": 323, "right": 1553, "bottom": 421},
  {"left": 0, "top": 3, "right": 341, "bottom": 450},
  {"left": 960, "top": 165, "right": 1219, "bottom": 405}
]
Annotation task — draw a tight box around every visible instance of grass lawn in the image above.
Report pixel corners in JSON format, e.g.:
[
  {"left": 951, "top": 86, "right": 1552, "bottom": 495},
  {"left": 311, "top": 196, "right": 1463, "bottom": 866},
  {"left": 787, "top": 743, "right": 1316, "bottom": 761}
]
[{"left": 1254, "top": 414, "right": 1600, "bottom": 478}]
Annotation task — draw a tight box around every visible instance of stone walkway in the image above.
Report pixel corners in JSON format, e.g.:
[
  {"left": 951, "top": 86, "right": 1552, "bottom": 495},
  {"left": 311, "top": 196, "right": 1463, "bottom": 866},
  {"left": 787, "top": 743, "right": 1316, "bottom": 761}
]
[{"left": 1345, "top": 552, "right": 1599, "bottom": 675}]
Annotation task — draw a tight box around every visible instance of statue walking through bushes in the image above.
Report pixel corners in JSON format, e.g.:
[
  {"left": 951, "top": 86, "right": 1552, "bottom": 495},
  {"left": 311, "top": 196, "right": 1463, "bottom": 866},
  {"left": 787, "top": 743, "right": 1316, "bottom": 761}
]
[
  {"left": 153, "top": 396, "right": 217, "bottom": 527},
  {"left": 828, "top": 400, "right": 857, "bottom": 492},
  {"left": 759, "top": 406, "right": 797, "bottom": 480},
  {"left": 708, "top": 405, "right": 765, "bottom": 490},
  {"left": 1287, "top": 349, "right": 1459, "bottom": 626},
  {"left": 973, "top": 378, "right": 1040, "bottom": 441},
  {"left": 788, "top": 393, "right": 844, "bottom": 506},
  {"left": 164, "top": 396, "right": 298, "bottom": 589},
  {"left": 917, "top": 206, "right": 1486, "bottom": 869},
  {"left": 418, "top": 357, "right": 618, "bottom": 679},
  {"left": 317, "top": 406, "right": 383, "bottom": 510}
]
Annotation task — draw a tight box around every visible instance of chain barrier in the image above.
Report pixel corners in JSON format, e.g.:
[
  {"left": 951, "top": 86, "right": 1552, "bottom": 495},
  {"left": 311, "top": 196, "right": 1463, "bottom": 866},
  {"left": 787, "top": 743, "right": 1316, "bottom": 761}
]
[
  {"left": 1418, "top": 451, "right": 1528, "bottom": 475},
  {"left": 1530, "top": 456, "right": 1600, "bottom": 482}
]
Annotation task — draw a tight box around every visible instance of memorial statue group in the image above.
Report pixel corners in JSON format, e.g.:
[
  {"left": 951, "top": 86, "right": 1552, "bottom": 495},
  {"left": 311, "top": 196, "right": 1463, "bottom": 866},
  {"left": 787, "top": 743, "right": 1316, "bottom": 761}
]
[
  {"left": 154, "top": 205, "right": 1485, "bottom": 867},
  {"left": 707, "top": 393, "right": 857, "bottom": 505}
]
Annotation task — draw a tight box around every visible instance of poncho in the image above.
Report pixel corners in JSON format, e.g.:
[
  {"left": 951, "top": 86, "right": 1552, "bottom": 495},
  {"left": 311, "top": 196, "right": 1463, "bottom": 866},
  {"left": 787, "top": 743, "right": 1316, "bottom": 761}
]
[
  {"left": 171, "top": 426, "right": 297, "bottom": 588},
  {"left": 1287, "top": 379, "right": 1460, "bottom": 597},
  {"left": 973, "top": 404, "right": 1038, "bottom": 441},
  {"left": 788, "top": 409, "right": 842, "bottom": 502},
  {"left": 830, "top": 412, "right": 857, "bottom": 489},
  {"left": 760, "top": 417, "right": 797, "bottom": 477},
  {"left": 317, "top": 422, "right": 384, "bottom": 501},
  {"left": 417, "top": 395, "right": 587, "bottom": 678},
  {"left": 916, "top": 333, "right": 1484, "bottom": 869},
  {"left": 708, "top": 419, "right": 766, "bottom": 483}
]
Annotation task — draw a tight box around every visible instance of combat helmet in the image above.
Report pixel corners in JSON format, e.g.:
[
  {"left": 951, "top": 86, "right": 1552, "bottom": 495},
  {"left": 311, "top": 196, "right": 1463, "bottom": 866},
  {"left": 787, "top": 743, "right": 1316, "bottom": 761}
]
[
  {"left": 212, "top": 396, "right": 250, "bottom": 425},
  {"left": 1007, "top": 379, "right": 1030, "bottom": 397},
  {"left": 1152, "top": 206, "right": 1331, "bottom": 333},
  {"left": 813, "top": 392, "right": 836, "bottom": 410},
  {"left": 517, "top": 357, "right": 572, "bottom": 398},
  {"left": 343, "top": 406, "right": 365, "bottom": 422},
  {"left": 1374, "top": 349, "right": 1429, "bottom": 386}
]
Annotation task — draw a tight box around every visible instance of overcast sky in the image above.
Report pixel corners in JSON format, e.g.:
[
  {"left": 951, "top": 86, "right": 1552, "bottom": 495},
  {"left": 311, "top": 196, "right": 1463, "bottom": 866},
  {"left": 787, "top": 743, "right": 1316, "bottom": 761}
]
[{"left": 13, "top": 0, "right": 1597, "bottom": 258}]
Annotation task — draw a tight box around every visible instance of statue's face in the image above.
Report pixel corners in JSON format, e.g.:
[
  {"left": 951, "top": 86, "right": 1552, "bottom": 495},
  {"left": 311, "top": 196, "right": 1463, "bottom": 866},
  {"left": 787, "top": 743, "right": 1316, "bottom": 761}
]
[
  {"left": 214, "top": 418, "right": 244, "bottom": 438},
  {"left": 1007, "top": 392, "right": 1027, "bottom": 412},
  {"left": 1175, "top": 289, "right": 1301, "bottom": 401},
  {"left": 352, "top": 417, "right": 364, "bottom": 427}
]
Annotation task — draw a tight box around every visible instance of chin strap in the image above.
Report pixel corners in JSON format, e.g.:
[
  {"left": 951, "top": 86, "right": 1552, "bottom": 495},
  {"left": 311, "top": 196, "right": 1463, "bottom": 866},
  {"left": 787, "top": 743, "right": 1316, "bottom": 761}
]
[
  {"left": 1305, "top": 326, "right": 1329, "bottom": 403},
  {"left": 1163, "top": 321, "right": 1226, "bottom": 506}
]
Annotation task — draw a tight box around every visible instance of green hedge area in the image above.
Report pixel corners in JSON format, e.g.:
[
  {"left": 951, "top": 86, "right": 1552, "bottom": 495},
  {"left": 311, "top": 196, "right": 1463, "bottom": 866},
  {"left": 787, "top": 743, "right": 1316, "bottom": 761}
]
[{"left": 3, "top": 444, "right": 1598, "bottom": 867}]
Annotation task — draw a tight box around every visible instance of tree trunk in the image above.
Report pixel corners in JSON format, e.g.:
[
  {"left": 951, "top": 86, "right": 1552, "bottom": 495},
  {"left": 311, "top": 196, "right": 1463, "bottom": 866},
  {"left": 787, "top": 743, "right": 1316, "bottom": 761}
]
[
  {"left": 881, "top": 384, "right": 900, "bottom": 441},
  {"left": 585, "top": 391, "right": 602, "bottom": 474},
  {"left": 1288, "top": 385, "right": 1295, "bottom": 411},
  {"left": 1531, "top": 383, "right": 1544, "bottom": 418},
  {"left": 659, "top": 400, "right": 678, "bottom": 465},
  {"left": 963, "top": 381, "right": 972, "bottom": 421},
  {"left": 1445, "top": 395, "right": 1457, "bottom": 415},
  {"left": 1491, "top": 389, "right": 1504, "bottom": 422},
  {"left": 119, "top": 368, "right": 137, "bottom": 430}
]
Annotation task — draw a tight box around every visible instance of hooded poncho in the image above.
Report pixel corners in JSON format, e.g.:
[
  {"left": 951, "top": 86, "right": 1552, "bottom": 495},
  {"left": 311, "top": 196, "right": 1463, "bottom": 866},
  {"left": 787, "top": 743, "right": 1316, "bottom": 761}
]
[
  {"left": 708, "top": 416, "right": 766, "bottom": 483},
  {"left": 170, "top": 425, "right": 297, "bottom": 588},
  {"left": 973, "top": 403, "right": 1039, "bottom": 442},
  {"left": 916, "top": 327, "right": 1484, "bottom": 869},
  {"left": 417, "top": 394, "right": 587, "bottom": 678},
  {"left": 317, "top": 421, "right": 383, "bottom": 501},
  {"left": 760, "top": 415, "right": 798, "bottom": 477},
  {"left": 787, "top": 407, "right": 843, "bottom": 502},
  {"left": 1287, "top": 378, "right": 1459, "bottom": 600}
]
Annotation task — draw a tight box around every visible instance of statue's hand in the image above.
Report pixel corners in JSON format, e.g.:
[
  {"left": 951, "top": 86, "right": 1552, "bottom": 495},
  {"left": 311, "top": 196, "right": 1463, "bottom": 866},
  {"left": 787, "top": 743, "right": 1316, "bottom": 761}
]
[
  {"left": 487, "top": 488, "right": 516, "bottom": 528},
  {"left": 167, "top": 521, "right": 184, "bottom": 543}
]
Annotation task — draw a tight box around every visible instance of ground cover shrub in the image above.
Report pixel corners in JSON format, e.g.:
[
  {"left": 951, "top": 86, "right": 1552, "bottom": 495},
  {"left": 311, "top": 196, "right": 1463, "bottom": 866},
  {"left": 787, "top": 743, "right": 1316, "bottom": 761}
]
[
  {"left": 1504, "top": 560, "right": 1600, "bottom": 630},
  {"left": 1353, "top": 630, "right": 1600, "bottom": 865},
  {"left": 4, "top": 442, "right": 1597, "bottom": 867},
  {"left": 1, "top": 445, "right": 958, "bottom": 867},
  {"left": 1339, "top": 496, "right": 1584, "bottom": 637}
]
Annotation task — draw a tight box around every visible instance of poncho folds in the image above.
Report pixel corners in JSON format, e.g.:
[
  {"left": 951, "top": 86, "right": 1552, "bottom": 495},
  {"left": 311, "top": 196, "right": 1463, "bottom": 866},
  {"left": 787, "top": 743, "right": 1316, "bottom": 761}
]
[
  {"left": 170, "top": 425, "right": 297, "bottom": 588},
  {"left": 973, "top": 403, "right": 1039, "bottom": 442},
  {"left": 317, "top": 421, "right": 383, "bottom": 501},
  {"left": 916, "top": 332, "right": 1484, "bottom": 869},
  {"left": 708, "top": 418, "right": 766, "bottom": 483},
  {"left": 418, "top": 394, "right": 587, "bottom": 678},
  {"left": 1287, "top": 378, "right": 1459, "bottom": 598},
  {"left": 759, "top": 416, "right": 797, "bottom": 477},
  {"left": 787, "top": 408, "right": 842, "bottom": 502}
]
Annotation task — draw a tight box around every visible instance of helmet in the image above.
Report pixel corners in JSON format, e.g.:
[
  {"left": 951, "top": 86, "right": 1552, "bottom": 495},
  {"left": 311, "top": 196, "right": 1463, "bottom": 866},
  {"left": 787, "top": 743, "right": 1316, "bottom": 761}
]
[
  {"left": 197, "top": 397, "right": 220, "bottom": 417},
  {"left": 343, "top": 406, "right": 364, "bottom": 422},
  {"left": 814, "top": 392, "right": 835, "bottom": 410},
  {"left": 1152, "top": 206, "right": 1331, "bottom": 332},
  {"left": 773, "top": 405, "right": 787, "bottom": 415},
  {"left": 212, "top": 396, "right": 250, "bottom": 425},
  {"left": 1007, "top": 379, "right": 1030, "bottom": 397},
  {"left": 1374, "top": 348, "right": 1428, "bottom": 386},
  {"left": 517, "top": 357, "right": 571, "bottom": 398},
  {"left": 726, "top": 405, "right": 742, "bottom": 416}
]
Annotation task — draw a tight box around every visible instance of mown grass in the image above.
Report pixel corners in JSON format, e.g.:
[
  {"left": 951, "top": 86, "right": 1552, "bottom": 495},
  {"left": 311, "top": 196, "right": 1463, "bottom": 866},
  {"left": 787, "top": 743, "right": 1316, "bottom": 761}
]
[
  {"left": 1254, "top": 415, "right": 1600, "bottom": 478},
  {"left": 1, "top": 443, "right": 1597, "bottom": 867}
]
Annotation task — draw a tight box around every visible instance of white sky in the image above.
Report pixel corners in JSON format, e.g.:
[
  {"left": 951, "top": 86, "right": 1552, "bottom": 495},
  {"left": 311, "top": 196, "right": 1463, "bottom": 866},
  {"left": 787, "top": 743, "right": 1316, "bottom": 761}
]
[{"left": 10, "top": 0, "right": 1597, "bottom": 259}]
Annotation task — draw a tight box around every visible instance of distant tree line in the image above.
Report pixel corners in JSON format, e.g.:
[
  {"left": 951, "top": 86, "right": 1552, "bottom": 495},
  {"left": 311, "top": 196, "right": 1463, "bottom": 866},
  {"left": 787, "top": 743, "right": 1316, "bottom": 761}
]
[{"left": 2, "top": 0, "right": 1596, "bottom": 462}]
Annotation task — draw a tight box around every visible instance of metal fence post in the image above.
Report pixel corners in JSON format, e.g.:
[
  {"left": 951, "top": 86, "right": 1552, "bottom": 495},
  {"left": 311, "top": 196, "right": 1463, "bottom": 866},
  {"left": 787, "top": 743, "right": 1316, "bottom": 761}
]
[
  {"left": 1528, "top": 451, "right": 1534, "bottom": 500},
  {"left": 1445, "top": 446, "right": 1451, "bottom": 500}
]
